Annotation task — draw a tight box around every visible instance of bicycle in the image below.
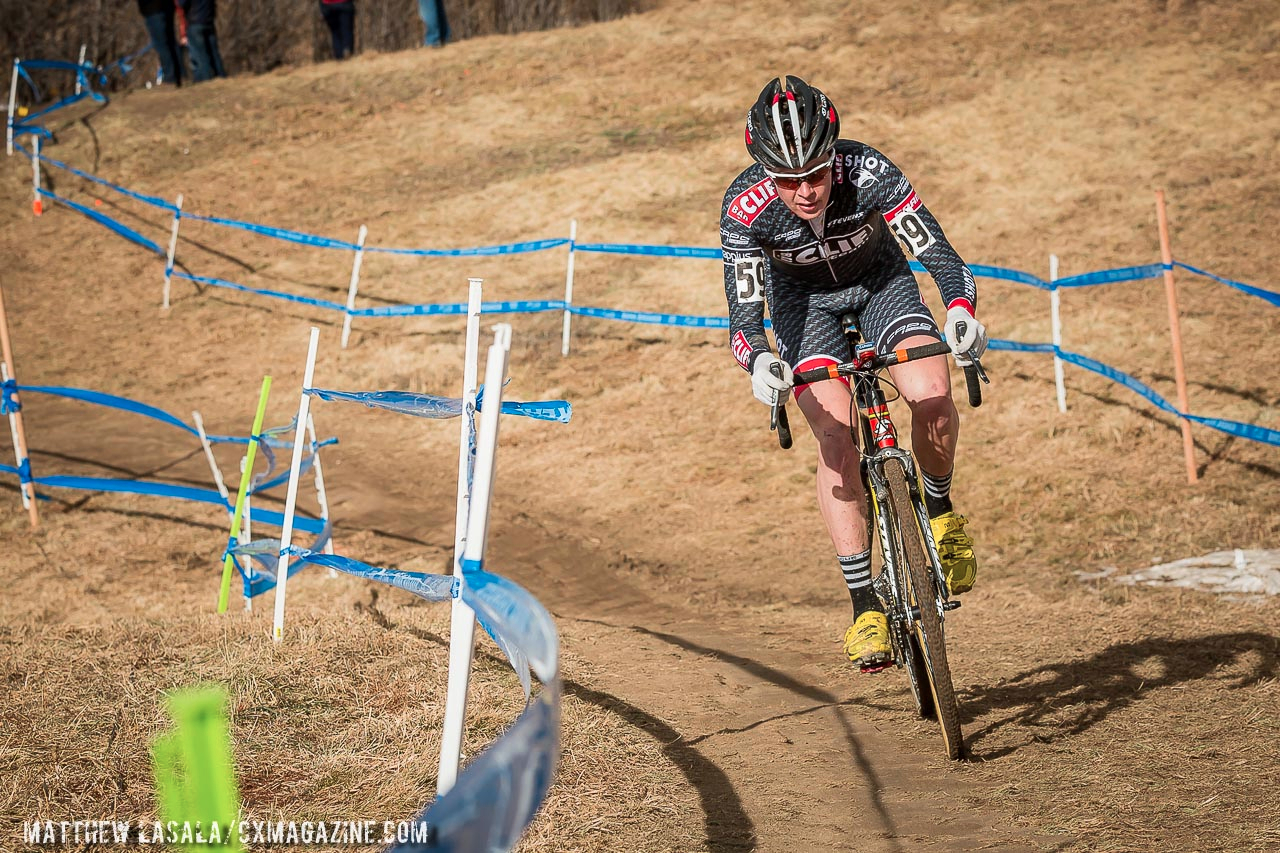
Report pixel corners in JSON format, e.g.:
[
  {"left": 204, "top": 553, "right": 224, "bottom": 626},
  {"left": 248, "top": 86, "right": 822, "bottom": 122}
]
[{"left": 769, "top": 315, "right": 988, "bottom": 760}]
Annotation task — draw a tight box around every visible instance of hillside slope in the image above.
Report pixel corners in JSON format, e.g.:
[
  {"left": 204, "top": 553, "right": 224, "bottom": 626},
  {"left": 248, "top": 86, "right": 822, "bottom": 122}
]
[{"left": 2, "top": 1, "right": 1278, "bottom": 851}]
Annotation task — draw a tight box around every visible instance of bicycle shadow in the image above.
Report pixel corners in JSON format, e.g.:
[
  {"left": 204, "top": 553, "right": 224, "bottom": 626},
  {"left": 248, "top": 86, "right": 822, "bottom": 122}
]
[{"left": 959, "top": 632, "right": 1278, "bottom": 759}]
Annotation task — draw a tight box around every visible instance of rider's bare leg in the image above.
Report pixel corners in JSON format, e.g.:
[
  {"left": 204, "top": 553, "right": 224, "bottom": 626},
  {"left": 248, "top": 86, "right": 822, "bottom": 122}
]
[
  {"left": 886, "top": 333, "right": 958, "bottom": 480},
  {"left": 794, "top": 377, "right": 868, "bottom": 555}
]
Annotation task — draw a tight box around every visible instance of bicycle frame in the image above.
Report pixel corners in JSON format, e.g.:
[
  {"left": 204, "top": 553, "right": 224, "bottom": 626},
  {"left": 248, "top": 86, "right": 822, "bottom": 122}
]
[{"left": 841, "top": 338, "right": 951, "bottom": 626}]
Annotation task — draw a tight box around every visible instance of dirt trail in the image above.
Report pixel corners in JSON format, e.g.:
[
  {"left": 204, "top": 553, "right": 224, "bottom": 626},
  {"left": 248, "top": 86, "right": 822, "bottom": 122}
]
[{"left": 486, "top": 506, "right": 1053, "bottom": 851}]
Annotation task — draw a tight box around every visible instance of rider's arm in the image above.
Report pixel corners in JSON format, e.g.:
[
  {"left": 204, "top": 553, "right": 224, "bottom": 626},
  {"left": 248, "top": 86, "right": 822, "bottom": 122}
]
[
  {"left": 720, "top": 219, "right": 773, "bottom": 373},
  {"left": 863, "top": 149, "right": 978, "bottom": 315}
]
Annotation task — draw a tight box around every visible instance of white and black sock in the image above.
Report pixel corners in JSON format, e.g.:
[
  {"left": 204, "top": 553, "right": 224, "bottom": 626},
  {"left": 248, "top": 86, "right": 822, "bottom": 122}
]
[
  {"left": 921, "top": 468, "right": 953, "bottom": 518},
  {"left": 838, "top": 551, "right": 880, "bottom": 614}
]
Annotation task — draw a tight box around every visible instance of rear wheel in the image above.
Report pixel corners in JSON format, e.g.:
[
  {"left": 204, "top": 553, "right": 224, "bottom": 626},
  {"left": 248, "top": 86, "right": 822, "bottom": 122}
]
[{"left": 883, "top": 460, "right": 964, "bottom": 760}]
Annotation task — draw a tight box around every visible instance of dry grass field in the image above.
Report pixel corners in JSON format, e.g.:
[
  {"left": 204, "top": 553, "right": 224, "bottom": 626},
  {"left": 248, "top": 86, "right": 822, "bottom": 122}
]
[{"left": 1, "top": 1, "right": 1278, "bottom": 851}]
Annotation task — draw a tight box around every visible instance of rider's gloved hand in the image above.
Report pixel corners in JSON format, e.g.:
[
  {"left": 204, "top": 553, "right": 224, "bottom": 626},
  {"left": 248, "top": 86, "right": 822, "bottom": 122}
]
[
  {"left": 751, "top": 354, "right": 793, "bottom": 407},
  {"left": 944, "top": 303, "right": 988, "bottom": 367}
]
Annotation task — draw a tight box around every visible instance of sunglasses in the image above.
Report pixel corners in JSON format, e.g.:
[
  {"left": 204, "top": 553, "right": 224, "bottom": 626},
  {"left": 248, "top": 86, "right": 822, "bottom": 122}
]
[{"left": 766, "top": 152, "right": 836, "bottom": 191}]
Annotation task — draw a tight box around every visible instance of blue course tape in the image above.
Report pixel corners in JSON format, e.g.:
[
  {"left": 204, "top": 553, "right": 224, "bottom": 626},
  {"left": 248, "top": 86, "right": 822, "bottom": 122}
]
[
  {"left": 575, "top": 242, "right": 722, "bottom": 260},
  {"left": 37, "top": 188, "right": 165, "bottom": 255},
  {"left": 11, "top": 124, "right": 52, "bottom": 142},
  {"left": 16, "top": 91, "right": 101, "bottom": 126},
  {"left": 10, "top": 473, "right": 329, "bottom": 528},
  {"left": 1, "top": 378, "right": 20, "bottom": 414},
  {"left": 20, "top": 384, "right": 195, "bottom": 435},
  {"left": 171, "top": 271, "right": 349, "bottom": 312},
  {"left": 233, "top": 524, "right": 333, "bottom": 598},
  {"left": 1175, "top": 262, "right": 1280, "bottom": 308},
  {"left": 568, "top": 305, "right": 730, "bottom": 328},
  {"left": 991, "top": 340, "right": 1280, "bottom": 448},
  {"left": 22, "top": 144, "right": 176, "bottom": 211},
  {"left": 351, "top": 299, "right": 565, "bottom": 318},
  {"left": 31, "top": 475, "right": 227, "bottom": 506},
  {"left": 968, "top": 263, "right": 1051, "bottom": 289},
  {"left": 184, "top": 213, "right": 362, "bottom": 251},
  {"left": 182, "top": 212, "right": 569, "bottom": 258},
  {"left": 987, "top": 338, "right": 1055, "bottom": 353},
  {"left": 309, "top": 388, "right": 463, "bottom": 418},
  {"left": 1055, "top": 264, "right": 1164, "bottom": 288},
  {"left": 99, "top": 43, "right": 151, "bottom": 76},
  {"left": 474, "top": 386, "right": 572, "bottom": 423},
  {"left": 364, "top": 238, "right": 569, "bottom": 257},
  {"left": 16, "top": 63, "right": 41, "bottom": 99},
  {"left": 296, "top": 552, "right": 457, "bottom": 601},
  {"left": 15, "top": 383, "right": 313, "bottom": 451},
  {"left": 309, "top": 387, "right": 572, "bottom": 423}
]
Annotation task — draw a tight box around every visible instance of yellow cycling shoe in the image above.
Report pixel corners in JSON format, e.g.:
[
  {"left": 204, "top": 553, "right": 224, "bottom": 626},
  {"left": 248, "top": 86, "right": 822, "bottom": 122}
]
[
  {"left": 930, "top": 511, "right": 977, "bottom": 595},
  {"left": 844, "top": 610, "right": 892, "bottom": 670}
]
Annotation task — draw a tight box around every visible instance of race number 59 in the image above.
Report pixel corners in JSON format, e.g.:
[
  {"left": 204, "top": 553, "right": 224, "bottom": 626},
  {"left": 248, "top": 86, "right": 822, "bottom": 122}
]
[
  {"left": 886, "top": 191, "right": 937, "bottom": 255},
  {"left": 734, "top": 257, "right": 765, "bottom": 303},
  {"left": 890, "top": 211, "right": 936, "bottom": 254}
]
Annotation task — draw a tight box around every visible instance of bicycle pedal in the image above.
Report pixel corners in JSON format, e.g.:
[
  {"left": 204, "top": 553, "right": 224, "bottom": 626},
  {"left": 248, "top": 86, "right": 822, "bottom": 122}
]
[{"left": 859, "top": 659, "right": 895, "bottom": 674}]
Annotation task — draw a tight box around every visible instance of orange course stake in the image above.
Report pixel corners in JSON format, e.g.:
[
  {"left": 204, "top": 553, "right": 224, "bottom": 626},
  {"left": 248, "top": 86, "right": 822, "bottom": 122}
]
[{"left": 1155, "top": 189, "right": 1198, "bottom": 485}]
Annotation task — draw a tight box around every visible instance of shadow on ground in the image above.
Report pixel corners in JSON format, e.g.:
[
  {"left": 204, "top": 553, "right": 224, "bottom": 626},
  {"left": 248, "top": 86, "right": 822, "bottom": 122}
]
[{"left": 960, "top": 632, "right": 1278, "bottom": 759}]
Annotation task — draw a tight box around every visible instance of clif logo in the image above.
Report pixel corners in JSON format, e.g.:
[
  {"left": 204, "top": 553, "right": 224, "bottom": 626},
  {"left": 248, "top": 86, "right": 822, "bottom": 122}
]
[
  {"left": 769, "top": 224, "right": 874, "bottom": 266},
  {"left": 727, "top": 179, "right": 778, "bottom": 227},
  {"left": 732, "top": 330, "right": 753, "bottom": 369}
]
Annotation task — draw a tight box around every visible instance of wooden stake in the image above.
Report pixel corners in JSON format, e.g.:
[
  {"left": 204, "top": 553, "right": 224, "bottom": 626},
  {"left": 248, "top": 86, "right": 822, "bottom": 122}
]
[
  {"left": 1155, "top": 190, "right": 1197, "bottom": 485},
  {"left": 0, "top": 285, "right": 39, "bottom": 527}
]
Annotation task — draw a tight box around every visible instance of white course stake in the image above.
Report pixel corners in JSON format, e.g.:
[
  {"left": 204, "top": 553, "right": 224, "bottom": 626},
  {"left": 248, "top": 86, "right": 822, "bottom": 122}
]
[
  {"left": 7, "top": 58, "right": 20, "bottom": 157},
  {"left": 1050, "top": 254, "right": 1067, "bottom": 414},
  {"left": 452, "top": 278, "right": 484, "bottom": 564},
  {"left": 31, "top": 136, "right": 41, "bottom": 216},
  {"left": 272, "top": 327, "right": 321, "bottom": 643},
  {"left": 561, "top": 219, "right": 577, "bottom": 356},
  {"left": 306, "top": 412, "right": 336, "bottom": 575},
  {"left": 340, "top": 225, "right": 368, "bottom": 349},
  {"left": 162, "top": 194, "right": 184, "bottom": 310},
  {"left": 241, "top": 466, "right": 253, "bottom": 614},
  {"left": 437, "top": 279, "right": 484, "bottom": 793},
  {"left": 75, "top": 45, "right": 87, "bottom": 95},
  {"left": 437, "top": 321, "right": 512, "bottom": 796},
  {"left": 192, "top": 410, "right": 231, "bottom": 513}
]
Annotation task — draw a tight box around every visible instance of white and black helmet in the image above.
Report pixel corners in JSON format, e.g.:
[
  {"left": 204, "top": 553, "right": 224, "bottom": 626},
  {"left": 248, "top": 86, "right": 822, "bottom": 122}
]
[{"left": 744, "top": 75, "right": 840, "bottom": 172}]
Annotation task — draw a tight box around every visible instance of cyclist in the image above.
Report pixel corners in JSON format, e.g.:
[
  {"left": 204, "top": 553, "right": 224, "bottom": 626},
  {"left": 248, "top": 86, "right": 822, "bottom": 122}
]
[{"left": 720, "top": 75, "right": 987, "bottom": 671}]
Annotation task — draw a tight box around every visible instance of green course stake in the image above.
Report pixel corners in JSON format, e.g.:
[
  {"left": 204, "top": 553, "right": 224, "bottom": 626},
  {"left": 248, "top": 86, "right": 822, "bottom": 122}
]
[
  {"left": 218, "top": 376, "right": 272, "bottom": 613},
  {"left": 150, "top": 685, "right": 243, "bottom": 851}
]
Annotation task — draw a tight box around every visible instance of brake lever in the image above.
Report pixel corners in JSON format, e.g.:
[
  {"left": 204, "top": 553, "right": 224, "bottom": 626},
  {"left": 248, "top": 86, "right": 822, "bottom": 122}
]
[{"left": 769, "top": 362, "right": 793, "bottom": 450}]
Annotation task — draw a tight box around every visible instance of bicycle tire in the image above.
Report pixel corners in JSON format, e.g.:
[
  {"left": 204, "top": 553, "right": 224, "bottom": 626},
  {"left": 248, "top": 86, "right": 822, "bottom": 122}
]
[
  {"left": 883, "top": 460, "right": 964, "bottom": 760},
  {"left": 905, "top": 631, "right": 936, "bottom": 720},
  {"left": 879, "top": 509, "right": 934, "bottom": 720}
]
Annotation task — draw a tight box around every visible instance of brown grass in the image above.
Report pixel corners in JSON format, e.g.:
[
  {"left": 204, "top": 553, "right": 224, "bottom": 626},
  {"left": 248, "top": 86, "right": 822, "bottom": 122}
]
[{"left": 1, "top": 0, "right": 1279, "bottom": 850}]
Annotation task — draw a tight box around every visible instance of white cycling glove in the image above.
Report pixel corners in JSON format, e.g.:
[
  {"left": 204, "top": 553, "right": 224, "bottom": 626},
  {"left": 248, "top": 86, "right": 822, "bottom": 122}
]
[
  {"left": 944, "top": 304, "right": 988, "bottom": 368},
  {"left": 751, "top": 354, "right": 793, "bottom": 407}
]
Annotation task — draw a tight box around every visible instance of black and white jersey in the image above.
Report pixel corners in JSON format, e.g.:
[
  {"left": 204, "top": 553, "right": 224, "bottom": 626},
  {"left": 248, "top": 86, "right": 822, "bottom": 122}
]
[{"left": 720, "top": 139, "right": 976, "bottom": 373}]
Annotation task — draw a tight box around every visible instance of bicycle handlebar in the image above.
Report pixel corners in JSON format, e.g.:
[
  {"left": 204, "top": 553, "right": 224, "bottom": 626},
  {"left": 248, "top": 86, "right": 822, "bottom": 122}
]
[
  {"left": 770, "top": 339, "right": 989, "bottom": 450},
  {"left": 791, "top": 341, "right": 953, "bottom": 385},
  {"left": 790, "top": 340, "right": 987, "bottom": 408}
]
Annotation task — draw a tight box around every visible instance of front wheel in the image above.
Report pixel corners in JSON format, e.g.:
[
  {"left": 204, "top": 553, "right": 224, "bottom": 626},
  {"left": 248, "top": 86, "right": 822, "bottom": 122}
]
[{"left": 884, "top": 460, "right": 964, "bottom": 760}]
